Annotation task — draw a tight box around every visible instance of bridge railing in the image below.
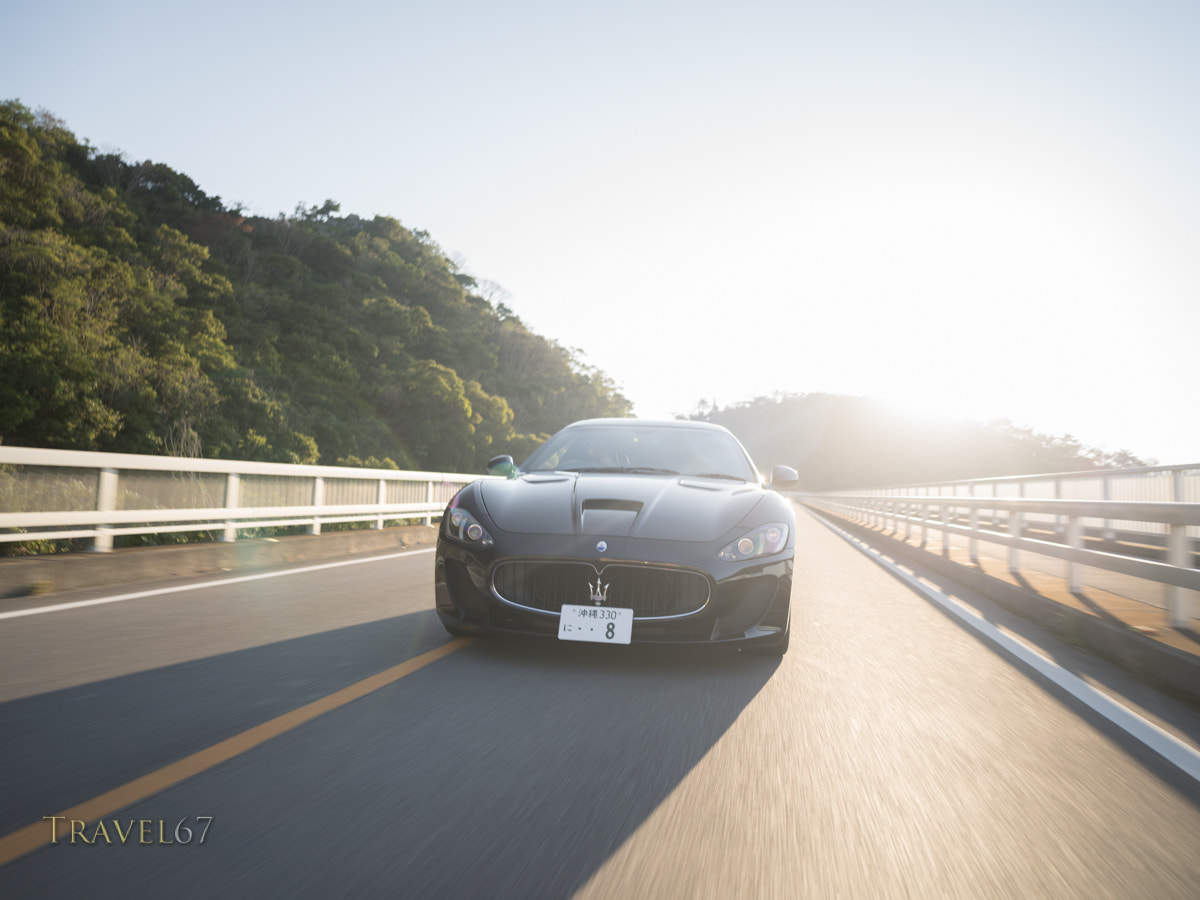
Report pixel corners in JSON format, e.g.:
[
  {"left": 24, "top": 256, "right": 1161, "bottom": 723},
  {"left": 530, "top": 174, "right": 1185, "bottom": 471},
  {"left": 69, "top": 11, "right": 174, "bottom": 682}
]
[
  {"left": 854, "top": 464, "right": 1200, "bottom": 537},
  {"left": 0, "top": 446, "right": 483, "bottom": 552},
  {"left": 799, "top": 463, "right": 1200, "bottom": 627}
]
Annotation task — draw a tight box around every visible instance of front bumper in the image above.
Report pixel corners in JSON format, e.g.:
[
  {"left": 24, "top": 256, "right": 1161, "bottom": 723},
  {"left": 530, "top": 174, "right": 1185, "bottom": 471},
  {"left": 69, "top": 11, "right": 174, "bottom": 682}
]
[{"left": 435, "top": 536, "right": 792, "bottom": 647}]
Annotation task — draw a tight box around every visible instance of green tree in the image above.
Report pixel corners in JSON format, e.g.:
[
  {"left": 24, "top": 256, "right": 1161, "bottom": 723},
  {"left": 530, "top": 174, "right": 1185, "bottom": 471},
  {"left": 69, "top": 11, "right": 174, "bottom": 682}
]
[{"left": 1, "top": 100, "right": 634, "bottom": 471}]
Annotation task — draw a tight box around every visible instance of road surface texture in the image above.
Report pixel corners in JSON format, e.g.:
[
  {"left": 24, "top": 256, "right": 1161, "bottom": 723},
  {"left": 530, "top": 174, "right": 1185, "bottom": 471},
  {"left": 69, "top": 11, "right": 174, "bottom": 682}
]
[{"left": 1, "top": 505, "right": 1199, "bottom": 898}]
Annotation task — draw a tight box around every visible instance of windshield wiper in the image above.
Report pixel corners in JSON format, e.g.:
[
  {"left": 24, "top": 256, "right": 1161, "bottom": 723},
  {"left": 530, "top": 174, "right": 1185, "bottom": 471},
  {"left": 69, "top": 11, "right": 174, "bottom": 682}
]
[{"left": 694, "top": 472, "right": 749, "bottom": 482}]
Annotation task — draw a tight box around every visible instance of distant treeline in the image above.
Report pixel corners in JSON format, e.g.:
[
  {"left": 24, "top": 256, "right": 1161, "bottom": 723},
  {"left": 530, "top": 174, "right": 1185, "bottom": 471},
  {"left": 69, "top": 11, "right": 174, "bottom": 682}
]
[
  {"left": 0, "top": 101, "right": 631, "bottom": 472},
  {"left": 691, "top": 394, "right": 1153, "bottom": 491}
]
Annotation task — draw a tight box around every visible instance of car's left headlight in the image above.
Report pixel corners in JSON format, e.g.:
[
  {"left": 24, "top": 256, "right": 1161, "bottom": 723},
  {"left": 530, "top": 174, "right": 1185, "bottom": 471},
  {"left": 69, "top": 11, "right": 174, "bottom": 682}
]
[
  {"left": 445, "top": 506, "right": 495, "bottom": 546},
  {"left": 716, "top": 523, "right": 789, "bottom": 561}
]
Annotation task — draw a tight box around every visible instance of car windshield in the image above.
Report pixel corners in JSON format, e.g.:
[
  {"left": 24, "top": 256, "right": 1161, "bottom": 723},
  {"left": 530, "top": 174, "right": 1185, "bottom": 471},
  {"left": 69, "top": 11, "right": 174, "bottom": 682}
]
[{"left": 521, "top": 424, "right": 758, "bottom": 481}]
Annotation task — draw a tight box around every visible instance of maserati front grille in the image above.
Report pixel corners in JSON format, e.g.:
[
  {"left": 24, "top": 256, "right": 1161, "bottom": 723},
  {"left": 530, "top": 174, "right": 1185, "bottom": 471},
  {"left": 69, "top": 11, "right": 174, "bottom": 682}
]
[{"left": 491, "top": 561, "right": 711, "bottom": 620}]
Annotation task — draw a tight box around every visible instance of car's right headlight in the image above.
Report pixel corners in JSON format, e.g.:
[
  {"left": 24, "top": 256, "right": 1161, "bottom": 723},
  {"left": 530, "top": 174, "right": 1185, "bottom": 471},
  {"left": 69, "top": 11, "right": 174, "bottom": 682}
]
[{"left": 716, "top": 522, "right": 789, "bottom": 561}]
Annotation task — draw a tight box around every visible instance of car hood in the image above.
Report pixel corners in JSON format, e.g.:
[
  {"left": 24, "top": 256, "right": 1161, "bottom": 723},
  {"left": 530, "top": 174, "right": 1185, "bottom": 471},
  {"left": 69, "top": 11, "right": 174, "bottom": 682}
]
[{"left": 477, "top": 472, "right": 764, "bottom": 542}]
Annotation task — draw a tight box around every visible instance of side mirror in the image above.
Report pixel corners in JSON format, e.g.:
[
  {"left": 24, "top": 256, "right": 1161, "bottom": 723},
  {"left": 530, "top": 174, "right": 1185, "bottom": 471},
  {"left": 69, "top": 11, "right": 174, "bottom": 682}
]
[
  {"left": 487, "top": 455, "right": 517, "bottom": 478},
  {"left": 770, "top": 465, "right": 798, "bottom": 486}
]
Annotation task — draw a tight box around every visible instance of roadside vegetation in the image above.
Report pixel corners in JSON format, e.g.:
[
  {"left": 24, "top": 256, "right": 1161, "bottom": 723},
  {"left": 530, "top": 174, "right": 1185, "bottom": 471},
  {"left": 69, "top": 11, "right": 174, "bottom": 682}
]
[{"left": 0, "top": 101, "right": 631, "bottom": 475}]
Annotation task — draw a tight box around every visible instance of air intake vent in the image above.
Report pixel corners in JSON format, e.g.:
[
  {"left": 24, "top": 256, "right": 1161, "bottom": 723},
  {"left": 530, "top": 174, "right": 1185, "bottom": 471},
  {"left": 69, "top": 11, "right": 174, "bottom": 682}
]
[
  {"left": 492, "top": 561, "right": 710, "bottom": 619},
  {"left": 581, "top": 499, "right": 643, "bottom": 512}
]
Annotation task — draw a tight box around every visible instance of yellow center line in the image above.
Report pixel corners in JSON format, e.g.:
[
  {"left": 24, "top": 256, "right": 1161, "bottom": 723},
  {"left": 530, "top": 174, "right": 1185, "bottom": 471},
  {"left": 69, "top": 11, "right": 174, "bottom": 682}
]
[{"left": 0, "top": 637, "right": 472, "bottom": 867}]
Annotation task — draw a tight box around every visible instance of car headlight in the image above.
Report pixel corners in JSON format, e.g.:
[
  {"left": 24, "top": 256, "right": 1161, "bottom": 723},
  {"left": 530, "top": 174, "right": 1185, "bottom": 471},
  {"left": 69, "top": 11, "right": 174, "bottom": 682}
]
[
  {"left": 445, "top": 506, "right": 494, "bottom": 546},
  {"left": 716, "top": 523, "right": 788, "bottom": 561}
]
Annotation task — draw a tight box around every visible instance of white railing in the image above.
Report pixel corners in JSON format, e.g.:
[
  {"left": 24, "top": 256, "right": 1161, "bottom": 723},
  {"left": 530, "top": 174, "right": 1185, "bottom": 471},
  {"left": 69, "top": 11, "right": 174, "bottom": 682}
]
[
  {"left": 859, "top": 464, "right": 1200, "bottom": 537},
  {"left": 801, "top": 464, "right": 1200, "bottom": 627},
  {"left": 0, "top": 446, "right": 484, "bottom": 552}
]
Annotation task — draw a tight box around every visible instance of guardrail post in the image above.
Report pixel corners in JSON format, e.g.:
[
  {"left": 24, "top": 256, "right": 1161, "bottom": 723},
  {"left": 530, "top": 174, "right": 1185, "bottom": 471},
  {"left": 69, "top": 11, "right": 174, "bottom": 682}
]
[
  {"left": 223, "top": 473, "right": 240, "bottom": 542},
  {"left": 1067, "top": 516, "right": 1083, "bottom": 593},
  {"left": 92, "top": 468, "right": 118, "bottom": 552},
  {"left": 1168, "top": 468, "right": 1195, "bottom": 627},
  {"left": 375, "top": 478, "right": 387, "bottom": 529},
  {"left": 942, "top": 504, "right": 952, "bottom": 558},
  {"left": 424, "top": 480, "right": 435, "bottom": 526},
  {"left": 309, "top": 476, "right": 324, "bottom": 536},
  {"left": 1168, "top": 524, "right": 1193, "bottom": 628},
  {"left": 1103, "top": 475, "right": 1115, "bottom": 541},
  {"left": 966, "top": 484, "right": 976, "bottom": 547},
  {"left": 1009, "top": 510, "right": 1023, "bottom": 574},
  {"left": 919, "top": 503, "right": 928, "bottom": 549}
]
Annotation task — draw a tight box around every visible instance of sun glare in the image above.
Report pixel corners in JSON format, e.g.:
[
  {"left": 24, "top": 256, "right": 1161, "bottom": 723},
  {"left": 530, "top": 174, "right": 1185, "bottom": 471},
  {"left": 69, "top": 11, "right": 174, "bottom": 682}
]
[{"left": 439, "top": 100, "right": 1195, "bottom": 459}]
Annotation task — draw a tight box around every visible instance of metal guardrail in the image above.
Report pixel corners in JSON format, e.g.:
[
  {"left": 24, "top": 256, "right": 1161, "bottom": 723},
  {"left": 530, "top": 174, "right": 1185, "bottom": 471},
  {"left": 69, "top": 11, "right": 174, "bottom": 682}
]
[
  {"left": 0, "top": 446, "right": 482, "bottom": 551},
  {"left": 6, "top": 446, "right": 1198, "bottom": 625},
  {"left": 801, "top": 470, "right": 1200, "bottom": 627},
  {"left": 857, "top": 463, "right": 1200, "bottom": 536}
]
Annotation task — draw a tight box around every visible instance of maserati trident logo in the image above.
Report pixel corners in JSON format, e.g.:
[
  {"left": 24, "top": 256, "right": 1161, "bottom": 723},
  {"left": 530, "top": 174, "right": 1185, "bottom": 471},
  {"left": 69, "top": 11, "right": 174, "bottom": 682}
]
[{"left": 589, "top": 577, "right": 609, "bottom": 607}]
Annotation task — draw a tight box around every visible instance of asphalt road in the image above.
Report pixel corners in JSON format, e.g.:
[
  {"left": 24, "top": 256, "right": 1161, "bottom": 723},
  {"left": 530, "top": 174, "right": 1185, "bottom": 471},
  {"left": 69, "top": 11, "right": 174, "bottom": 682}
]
[{"left": 2, "top": 507, "right": 1199, "bottom": 898}]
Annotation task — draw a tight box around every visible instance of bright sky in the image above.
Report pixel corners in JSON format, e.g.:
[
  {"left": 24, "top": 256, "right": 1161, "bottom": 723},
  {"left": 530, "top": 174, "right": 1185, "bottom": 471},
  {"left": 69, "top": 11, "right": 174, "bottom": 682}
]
[{"left": 5, "top": 0, "right": 1198, "bottom": 463}]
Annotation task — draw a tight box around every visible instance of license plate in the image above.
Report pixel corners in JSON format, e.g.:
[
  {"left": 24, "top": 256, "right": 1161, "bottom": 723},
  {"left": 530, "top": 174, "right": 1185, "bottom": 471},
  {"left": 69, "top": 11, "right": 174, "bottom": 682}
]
[{"left": 558, "top": 604, "right": 633, "bottom": 644}]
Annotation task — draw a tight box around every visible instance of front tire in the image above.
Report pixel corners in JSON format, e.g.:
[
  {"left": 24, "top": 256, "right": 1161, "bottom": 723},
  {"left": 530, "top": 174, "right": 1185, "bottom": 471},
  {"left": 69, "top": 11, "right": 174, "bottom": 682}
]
[{"left": 437, "top": 611, "right": 478, "bottom": 638}]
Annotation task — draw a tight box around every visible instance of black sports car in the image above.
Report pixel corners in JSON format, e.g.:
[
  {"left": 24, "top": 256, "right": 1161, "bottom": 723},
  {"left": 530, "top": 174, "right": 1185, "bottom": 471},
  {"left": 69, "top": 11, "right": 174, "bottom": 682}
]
[{"left": 434, "top": 418, "right": 797, "bottom": 654}]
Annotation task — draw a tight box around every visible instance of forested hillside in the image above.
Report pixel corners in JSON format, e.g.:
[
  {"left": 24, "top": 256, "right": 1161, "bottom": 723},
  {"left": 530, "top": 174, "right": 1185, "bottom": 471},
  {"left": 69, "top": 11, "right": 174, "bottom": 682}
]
[
  {"left": 0, "top": 101, "right": 630, "bottom": 471},
  {"left": 693, "top": 394, "right": 1152, "bottom": 490}
]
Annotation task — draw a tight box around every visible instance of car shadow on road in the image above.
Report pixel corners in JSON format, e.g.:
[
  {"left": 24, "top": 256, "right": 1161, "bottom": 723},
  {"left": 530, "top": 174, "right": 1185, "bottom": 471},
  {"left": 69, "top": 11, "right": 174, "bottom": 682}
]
[
  {"left": 282, "top": 633, "right": 784, "bottom": 899},
  {"left": 0, "top": 612, "right": 781, "bottom": 899}
]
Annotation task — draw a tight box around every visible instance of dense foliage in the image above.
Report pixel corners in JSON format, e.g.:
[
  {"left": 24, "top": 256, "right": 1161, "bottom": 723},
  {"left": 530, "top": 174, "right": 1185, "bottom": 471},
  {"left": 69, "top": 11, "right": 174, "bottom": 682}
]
[
  {"left": 691, "top": 394, "right": 1153, "bottom": 491},
  {"left": 0, "top": 101, "right": 631, "bottom": 471}
]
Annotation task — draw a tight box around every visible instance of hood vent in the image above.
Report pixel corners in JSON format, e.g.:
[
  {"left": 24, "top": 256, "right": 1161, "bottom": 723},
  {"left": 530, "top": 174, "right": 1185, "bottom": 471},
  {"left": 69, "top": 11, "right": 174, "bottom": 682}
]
[
  {"left": 582, "top": 498, "right": 643, "bottom": 513},
  {"left": 580, "top": 498, "right": 642, "bottom": 536}
]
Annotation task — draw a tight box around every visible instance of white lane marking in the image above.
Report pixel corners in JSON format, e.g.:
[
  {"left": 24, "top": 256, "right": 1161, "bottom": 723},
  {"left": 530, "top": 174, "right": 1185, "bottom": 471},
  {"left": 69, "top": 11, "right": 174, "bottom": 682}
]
[
  {"left": 807, "top": 509, "right": 1200, "bottom": 785},
  {"left": 0, "top": 548, "right": 436, "bottom": 621}
]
